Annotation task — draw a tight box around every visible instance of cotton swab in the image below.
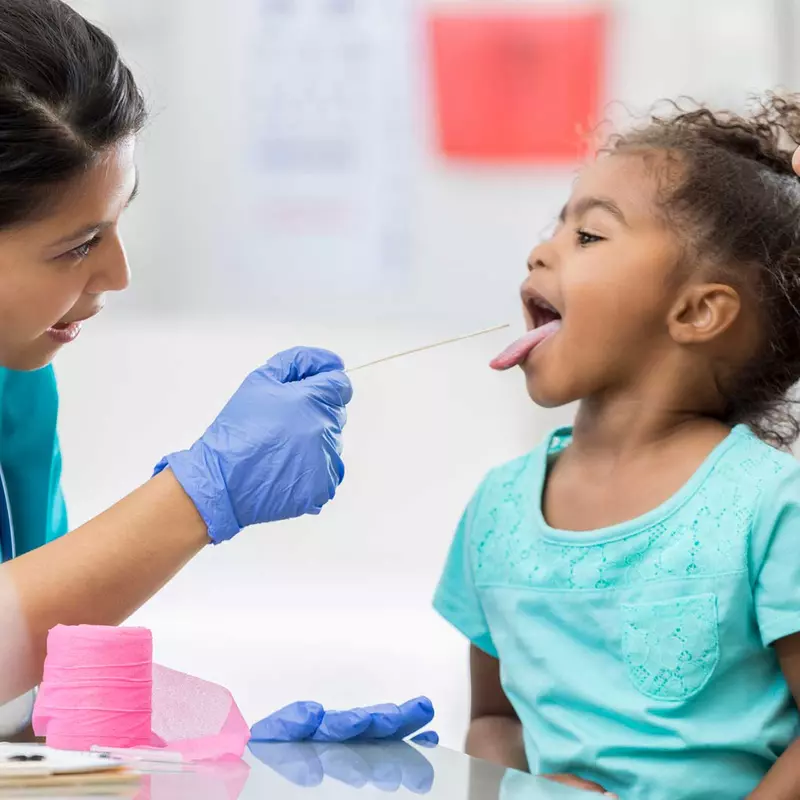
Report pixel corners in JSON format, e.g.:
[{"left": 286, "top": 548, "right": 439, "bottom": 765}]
[{"left": 347, "top": 323, "right": 510, "bottom": 373}]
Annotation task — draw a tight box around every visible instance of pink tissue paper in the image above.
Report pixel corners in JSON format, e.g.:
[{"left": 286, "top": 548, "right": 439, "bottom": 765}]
[{"left": 32, "top": 625, "right": 250, "bottom": 762}]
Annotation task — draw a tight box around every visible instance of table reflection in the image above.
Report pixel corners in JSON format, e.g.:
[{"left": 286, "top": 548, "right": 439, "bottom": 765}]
[
  {"left": 248, "top": 740, "right": 435, "bottom": 794},
  {"left": 134, "top": 758, "right": 250, "bottom": 800},
  {"left": 247, "top": 741, "right": 592, "bottom": 798}
]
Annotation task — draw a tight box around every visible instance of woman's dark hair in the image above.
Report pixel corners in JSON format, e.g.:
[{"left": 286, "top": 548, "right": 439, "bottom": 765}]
[
  {"left": 609, "top": 95, "right": 800, "bottom": 448},
  {"left": 0, "top": 0, "right": 146, "bottom": 228}
]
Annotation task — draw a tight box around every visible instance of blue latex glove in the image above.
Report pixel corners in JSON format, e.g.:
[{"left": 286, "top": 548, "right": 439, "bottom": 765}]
[
  {"left": 249, "top": 740, "right": 436, "bottom": 794},
  {"left": 154, "top": 347, "right": 352, "bottom": 543},
  {"left": 250, "top": 697, "right": 439, "bottom": 745}
]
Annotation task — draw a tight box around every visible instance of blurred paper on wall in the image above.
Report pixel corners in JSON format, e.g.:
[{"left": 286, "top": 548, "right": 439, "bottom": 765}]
[
  {"left": 236, "top": 0, "right": 419, "bottom": 298},
  {"left": 428, "top": 7, "right": 606, "bottom": 163}
]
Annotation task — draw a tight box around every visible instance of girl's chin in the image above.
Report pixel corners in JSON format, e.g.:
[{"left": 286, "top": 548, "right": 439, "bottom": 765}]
[{"left": 524, "top": 373, "right": 577, "bottom": 410}]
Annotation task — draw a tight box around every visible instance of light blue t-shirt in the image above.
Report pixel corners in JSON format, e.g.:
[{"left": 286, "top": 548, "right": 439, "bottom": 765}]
[{"left": 434, "top": 425, "right": 800, "bottom": 800}]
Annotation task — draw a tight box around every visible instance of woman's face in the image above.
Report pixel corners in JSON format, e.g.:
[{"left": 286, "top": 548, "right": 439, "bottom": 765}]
[{"left": 0, "top": 139, "right": 138, "bottom": 371}]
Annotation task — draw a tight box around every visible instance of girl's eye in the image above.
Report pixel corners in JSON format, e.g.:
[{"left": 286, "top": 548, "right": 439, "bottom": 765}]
[
  {"left": 576, "top": 229, "right": 604, "bottom": 247},
  {"left": 64, "top": 236, "right": 102, "bottom": 261}
]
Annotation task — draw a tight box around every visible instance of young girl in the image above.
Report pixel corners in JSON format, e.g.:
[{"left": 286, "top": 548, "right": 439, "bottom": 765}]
[{"left": 435, "top": 96, "right": 800, "bottom": 800}]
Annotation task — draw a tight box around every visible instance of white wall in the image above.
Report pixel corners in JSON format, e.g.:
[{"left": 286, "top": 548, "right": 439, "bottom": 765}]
[
  {"left": 56, "top": 0, "right": 788, "bottom": 748},
  {"left": 66, "top": 0, "right": 785, "bottom": 325}
]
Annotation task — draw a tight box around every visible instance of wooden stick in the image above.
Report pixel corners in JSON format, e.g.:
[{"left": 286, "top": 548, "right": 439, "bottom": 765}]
[{"left": 347, "top": 323, "right": 510, "bottom": 373}]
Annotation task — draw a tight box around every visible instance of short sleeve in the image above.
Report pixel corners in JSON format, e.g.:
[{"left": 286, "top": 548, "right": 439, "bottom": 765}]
[
  {"left": 433, "top": 484, "right": 498, "bottom": 658},
  {"left": 751, "top": 462, "right": 800, "bottom": 646},
  {"left": 0, "top": 366, "right": 68, "bottom": 557}
]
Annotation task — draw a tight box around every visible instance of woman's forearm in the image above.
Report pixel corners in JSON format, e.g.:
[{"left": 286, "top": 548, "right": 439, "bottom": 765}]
[
  {"left": 0, "top": 349, "right": 352, "bottom": 707},
  {"left": 0, "top": 470, "right": 207, "bottom": 702},
  {"left": 466, "top": 715, "right": 528, "bottom": 772}
]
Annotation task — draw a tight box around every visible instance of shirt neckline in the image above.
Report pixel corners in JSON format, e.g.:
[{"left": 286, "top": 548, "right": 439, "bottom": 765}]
[{"left": 532, "top": 424, "right": 750, "bottom": 546}]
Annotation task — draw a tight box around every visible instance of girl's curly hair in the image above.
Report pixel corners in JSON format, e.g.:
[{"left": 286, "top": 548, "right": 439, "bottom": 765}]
[{"left": 610, "top": 95, "right": 800, "bottom": 449}]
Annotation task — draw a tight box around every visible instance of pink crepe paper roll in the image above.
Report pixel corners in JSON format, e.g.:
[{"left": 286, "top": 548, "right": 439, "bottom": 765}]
[
  {"left": 33, "top": 625, "right": 153, "bottom": 750},
  {"left": 33, "top": 625, "right": 250, "bottom": 761}
]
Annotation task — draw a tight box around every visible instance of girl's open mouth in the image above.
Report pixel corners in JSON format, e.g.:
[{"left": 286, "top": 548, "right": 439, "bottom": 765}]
[{"left": 490, "top": 297, "right": 562, "bottom": 371}]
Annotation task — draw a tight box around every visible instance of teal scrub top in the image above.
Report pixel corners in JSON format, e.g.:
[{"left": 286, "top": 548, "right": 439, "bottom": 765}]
[{"left": 0, "top": 366, "right": 68, "bottom": 560}]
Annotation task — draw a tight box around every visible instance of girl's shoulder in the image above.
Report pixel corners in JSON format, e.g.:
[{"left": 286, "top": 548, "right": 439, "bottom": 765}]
[
  {"left": 714, "top": 424, "right": 800, "bottom": 496},
  {"left": 475, "top": 427, "right": 563, "bottom": 499}
]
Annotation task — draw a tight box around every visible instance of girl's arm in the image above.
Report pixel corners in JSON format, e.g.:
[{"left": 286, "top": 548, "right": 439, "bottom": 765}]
[
  {"left": 467, "top": 646, "right": 611, "bottom": 795},
  {"left": 466, "top": 645, "right": 527, "bottom": 770},
  {"left": 749, "top": 634, "right": 800, "bottom": 799}
]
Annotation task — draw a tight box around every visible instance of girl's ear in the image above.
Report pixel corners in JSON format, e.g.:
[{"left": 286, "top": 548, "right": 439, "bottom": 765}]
[{"left": 668, "top": 283, "right": 741, "bottom": 345}]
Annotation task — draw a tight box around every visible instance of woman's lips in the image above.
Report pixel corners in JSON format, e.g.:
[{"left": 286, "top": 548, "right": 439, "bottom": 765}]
[
  {"left": 46, "top": 321, "right": 83, "bottom": 345},
  {"left": 46, "top": 305, "right": 103, "bottom": 345},
  {"left": 489, "top": 320, "right": 562, "bottom": 371}
]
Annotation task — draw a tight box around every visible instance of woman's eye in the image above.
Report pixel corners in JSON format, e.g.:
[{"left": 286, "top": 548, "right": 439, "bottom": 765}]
[
  {"left": 576, "top": 229, "right": 604, "bottom": 247},
  {"left": 64, "top": 236, "right": 101, "bottom": 260}
]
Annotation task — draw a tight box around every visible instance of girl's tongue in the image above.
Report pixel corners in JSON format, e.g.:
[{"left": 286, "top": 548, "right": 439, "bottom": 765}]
[{"left": 490, "top": 320, "right": 562, "bottom": 371}]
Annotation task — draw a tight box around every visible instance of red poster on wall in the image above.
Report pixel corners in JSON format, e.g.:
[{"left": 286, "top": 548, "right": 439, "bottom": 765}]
[{"left": 428, "top": 8, "right": 606, "bottom": 163}]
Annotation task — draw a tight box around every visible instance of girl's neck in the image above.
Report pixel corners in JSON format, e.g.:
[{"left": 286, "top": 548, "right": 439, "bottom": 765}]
[{"left": 572, "top": 393, "right": 730, "bottom": 463}]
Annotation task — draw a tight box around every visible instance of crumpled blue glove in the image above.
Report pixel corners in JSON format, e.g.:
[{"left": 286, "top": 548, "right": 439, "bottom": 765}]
[
  {"left": 250, "top": 697, "right": 439, "bottom": 745},
  {"left": 154, "top": 347, "right": 352, "bottom": 544},
  {"left": 249, "top": 740, "right": 436, "bottom": 794}
]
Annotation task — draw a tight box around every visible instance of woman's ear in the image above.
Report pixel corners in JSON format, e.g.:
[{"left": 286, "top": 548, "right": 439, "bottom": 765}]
[{"left": 668, "top": 283, "right": 742, "bottom": 345}]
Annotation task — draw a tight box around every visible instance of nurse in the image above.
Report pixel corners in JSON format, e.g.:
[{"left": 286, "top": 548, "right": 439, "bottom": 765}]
[{"left": 0, "top": 0, "right": 351, "bottom": 707}]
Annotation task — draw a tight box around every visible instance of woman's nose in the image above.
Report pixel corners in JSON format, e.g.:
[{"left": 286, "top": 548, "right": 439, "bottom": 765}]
[{"left": 86, "top": 232, "right": 131, "bottom": 294}]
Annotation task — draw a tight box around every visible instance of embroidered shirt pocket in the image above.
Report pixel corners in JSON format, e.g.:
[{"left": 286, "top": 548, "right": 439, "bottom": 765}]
[{"left": 621, "top": 593, "right": 719, "bottom": 702}]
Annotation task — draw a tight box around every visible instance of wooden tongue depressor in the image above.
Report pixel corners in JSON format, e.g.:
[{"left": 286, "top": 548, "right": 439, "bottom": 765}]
[{"left": 347, "top": 323, "right": 510, "bottom": 374}]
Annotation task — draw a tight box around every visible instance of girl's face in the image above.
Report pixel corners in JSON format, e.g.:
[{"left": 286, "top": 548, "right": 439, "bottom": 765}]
[
  {"left": 519, "top": 153, "right": 684, "bottom": 407},
  {"left": 0, "top": 139, "right": 137, "bottom": 371}
]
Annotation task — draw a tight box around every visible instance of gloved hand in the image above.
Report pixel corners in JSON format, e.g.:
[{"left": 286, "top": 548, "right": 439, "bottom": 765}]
[
  {"left": 250, "top": 697, "right": 438, "bottom": 745},
  {"left": 249, "top": 740, "right": 436, "bottom": 794},
  {"left": 154, "top": 347, "right": 352, "bottom": 544}
]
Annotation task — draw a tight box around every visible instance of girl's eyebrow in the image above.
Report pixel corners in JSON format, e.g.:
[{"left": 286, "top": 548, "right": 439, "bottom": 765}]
[{"left": 558, "top": 196, "right": 630, "bottom": 227}]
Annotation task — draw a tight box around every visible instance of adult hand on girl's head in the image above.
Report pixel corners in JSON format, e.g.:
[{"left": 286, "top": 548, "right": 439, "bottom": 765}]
[
  {"left": 541, "top": 773, "right": 617, "bottom": 797},
  {"left": 792, "top": 146, "right": 800, "bottom": 176}
]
